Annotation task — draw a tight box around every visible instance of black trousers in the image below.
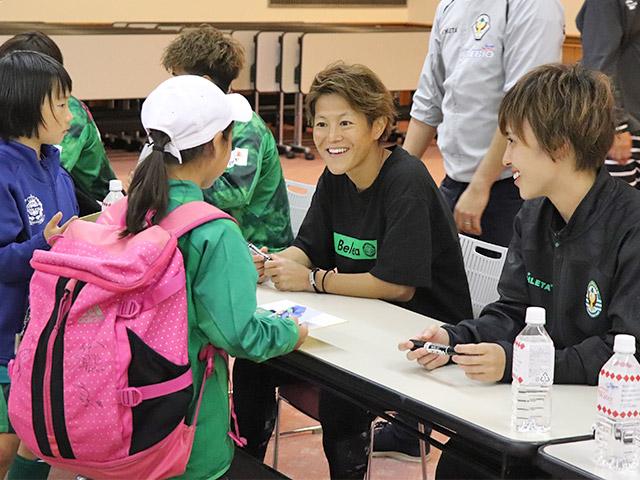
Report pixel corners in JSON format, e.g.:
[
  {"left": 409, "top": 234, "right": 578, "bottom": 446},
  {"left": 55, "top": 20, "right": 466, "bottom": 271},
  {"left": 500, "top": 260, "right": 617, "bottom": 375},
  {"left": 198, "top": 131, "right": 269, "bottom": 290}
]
[
  {"left": 439, "top": 175, "right": 523, "bottom": 248},
  {"left": 233, "top": 358, "right": 375, "bottom": 480}
]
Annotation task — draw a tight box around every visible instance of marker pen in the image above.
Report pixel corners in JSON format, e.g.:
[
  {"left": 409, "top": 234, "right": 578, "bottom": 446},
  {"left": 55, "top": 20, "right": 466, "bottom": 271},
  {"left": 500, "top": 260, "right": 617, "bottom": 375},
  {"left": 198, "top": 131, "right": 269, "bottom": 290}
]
[
  {"left": 247, "top": 242, "right": 272, "bottom": 261},
  {"left": 409, "top": 339, "right": 464, "bottom": 356}
]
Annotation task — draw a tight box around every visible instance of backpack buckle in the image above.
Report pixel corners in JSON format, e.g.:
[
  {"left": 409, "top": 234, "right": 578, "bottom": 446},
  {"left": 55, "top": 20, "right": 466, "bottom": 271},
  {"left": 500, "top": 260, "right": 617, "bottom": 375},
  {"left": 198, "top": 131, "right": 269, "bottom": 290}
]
[
  {"left": 198, "top": 344, "right": 217, "bottom": 378},
  {"left": 118, "top": 301, "right": 141, "bottom": 319},
  {"left": 118, "top": 387, "right": 143, "bottom": 407}
]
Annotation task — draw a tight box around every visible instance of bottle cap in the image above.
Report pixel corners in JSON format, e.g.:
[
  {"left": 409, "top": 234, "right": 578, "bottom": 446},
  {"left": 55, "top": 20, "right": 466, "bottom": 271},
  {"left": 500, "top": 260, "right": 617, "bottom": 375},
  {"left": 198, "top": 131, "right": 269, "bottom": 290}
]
[
  {"left": 109, "top": 179, "right": 123, "bottom": 192},
  {"left": 524, "top": 306, "right": 545, "bottom": 325},
  {"left": 614, "top": 334, "right": 636, "bottom": 354}
]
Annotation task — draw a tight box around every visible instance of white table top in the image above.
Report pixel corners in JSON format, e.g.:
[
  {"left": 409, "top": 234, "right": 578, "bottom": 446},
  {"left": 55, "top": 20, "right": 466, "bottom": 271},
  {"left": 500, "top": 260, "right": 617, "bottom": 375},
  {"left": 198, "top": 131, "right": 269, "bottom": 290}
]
[
  {"left": 539, "top": 440, "right": 640, "bottom": 479},
  {"left": 257, "top": 284, "right": 597, "bottom": 450}
]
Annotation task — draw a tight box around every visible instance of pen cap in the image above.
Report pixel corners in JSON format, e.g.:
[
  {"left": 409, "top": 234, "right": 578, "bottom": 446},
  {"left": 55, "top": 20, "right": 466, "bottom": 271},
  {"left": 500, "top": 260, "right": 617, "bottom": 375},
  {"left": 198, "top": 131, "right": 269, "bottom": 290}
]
[{"left": 524, "top": 306, "right": 545, "bottom": 325}]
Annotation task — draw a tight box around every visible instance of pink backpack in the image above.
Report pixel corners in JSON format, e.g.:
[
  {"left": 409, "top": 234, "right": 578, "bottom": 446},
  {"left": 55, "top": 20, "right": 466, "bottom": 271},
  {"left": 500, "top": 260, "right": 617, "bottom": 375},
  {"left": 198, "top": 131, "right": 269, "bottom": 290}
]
[{"left": 8, "top": 198, "right": 235, "bottom": 480}]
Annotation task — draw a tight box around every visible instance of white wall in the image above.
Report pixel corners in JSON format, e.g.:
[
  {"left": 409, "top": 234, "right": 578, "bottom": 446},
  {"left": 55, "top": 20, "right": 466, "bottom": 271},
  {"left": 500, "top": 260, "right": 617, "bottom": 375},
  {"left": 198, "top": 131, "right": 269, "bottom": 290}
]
[
  {"left": 0, "top": 0, "right": 406, "bottom": 24},
  {"left": 0, "top": 0, "right": 584, "bottom": 35}
]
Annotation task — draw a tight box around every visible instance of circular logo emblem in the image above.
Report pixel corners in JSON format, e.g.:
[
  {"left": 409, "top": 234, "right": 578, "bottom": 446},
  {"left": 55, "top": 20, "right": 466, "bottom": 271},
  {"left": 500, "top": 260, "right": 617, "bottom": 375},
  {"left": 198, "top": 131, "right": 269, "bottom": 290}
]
[
  {"left": 362, "top": 242, "right": 377, "bottom": 258},
  {"left": 25, "top": 194, "right": 45, "bottom": 226},
  {"left": 585, "top": 280, "right": 602, "bottom": 318}
]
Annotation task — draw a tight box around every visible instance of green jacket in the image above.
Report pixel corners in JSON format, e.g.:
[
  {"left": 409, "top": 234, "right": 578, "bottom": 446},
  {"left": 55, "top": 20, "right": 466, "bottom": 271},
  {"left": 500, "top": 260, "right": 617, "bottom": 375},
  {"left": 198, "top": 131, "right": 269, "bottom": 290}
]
[
  {"left": 168, "top": 180, "right": 298, "bottom": 480},
  {"left": 203, "top": 112, "right": 293, "bottom": 251},
  {"left": 59, "top": 96, "right": 117, "bottom": 201}
]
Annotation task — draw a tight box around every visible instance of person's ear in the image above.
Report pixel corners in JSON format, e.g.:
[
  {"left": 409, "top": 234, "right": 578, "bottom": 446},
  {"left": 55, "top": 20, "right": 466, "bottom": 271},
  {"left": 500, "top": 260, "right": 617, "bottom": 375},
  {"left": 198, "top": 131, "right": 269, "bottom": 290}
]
[
  {"left": 211, "top": 131, "right": 227, "bottom": 155},
  {"left": 371, "top": 117, "right": 388, "bottom": 141},
  {"left": 550, "top": 142, "right": 575, "bottom": 165}
]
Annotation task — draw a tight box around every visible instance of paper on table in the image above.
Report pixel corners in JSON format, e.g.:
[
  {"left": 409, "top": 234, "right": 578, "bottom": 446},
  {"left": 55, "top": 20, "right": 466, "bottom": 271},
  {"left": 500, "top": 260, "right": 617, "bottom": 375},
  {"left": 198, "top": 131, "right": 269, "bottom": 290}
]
[
  {"left": 258, "top": 300, "right": 348, "bottom": 331},
  {"left": 79, "top": 212, "right": 101, "bottom": 223}
]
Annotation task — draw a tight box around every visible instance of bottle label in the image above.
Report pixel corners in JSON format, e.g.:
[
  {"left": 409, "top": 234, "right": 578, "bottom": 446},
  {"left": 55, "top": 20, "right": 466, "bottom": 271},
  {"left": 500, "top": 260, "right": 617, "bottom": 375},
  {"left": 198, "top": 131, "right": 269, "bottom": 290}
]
[
  {"left": 597, "top": 365, "right": 640, "bottom": 419},
  {"left": 512, "top": 339, "right": 554, "bottom": 386}
]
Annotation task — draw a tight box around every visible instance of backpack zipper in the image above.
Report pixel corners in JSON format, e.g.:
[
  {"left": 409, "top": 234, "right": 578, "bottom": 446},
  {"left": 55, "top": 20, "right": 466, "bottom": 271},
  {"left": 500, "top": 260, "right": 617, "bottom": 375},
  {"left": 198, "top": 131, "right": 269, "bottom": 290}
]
[
  {"left": 32, "top": 278, "right": 83, "bottom": 459},
  {"left": 42, "top": 286, "right": 72, "bottom": 457}
]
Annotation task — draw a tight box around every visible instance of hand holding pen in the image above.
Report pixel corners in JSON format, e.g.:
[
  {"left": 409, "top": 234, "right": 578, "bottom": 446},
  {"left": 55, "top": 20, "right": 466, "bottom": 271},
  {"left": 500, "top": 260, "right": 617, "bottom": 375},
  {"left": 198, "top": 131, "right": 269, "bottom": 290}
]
[
  {"left": 247, "top": 242, "right": 271, "bottom": 283},
  {"left": 398, "top": 325, "right": 453, "bottom": 371}
]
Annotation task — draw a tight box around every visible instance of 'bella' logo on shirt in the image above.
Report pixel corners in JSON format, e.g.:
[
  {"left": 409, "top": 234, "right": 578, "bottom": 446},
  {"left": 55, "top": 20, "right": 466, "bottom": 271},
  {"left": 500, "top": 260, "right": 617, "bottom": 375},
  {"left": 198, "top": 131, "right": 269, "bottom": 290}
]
[{"left": 333, "top": 233, "right": 377, "bottom": 260}]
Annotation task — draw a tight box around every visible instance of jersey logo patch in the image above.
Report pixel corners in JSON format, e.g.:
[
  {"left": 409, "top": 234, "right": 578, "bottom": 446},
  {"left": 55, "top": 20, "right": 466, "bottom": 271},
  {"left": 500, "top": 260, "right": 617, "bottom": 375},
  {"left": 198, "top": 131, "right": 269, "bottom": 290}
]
[
  {"left": 625, "top": 0, "right": 637, "bottom": 11},
  {"left": 333, "top": 233, "right": 377, "bottom": 260},
  {"left": 25, "top": 194, "right": 45, "bottom": 226},
  {"left": 227, "top": 148, "right": 249, "bottom": 168},
  {"left": 586, "top": 280, "right": 603, "bottom": 318},
  {"left": 473, "top": 14, "right": 491, "bottom": 40}
]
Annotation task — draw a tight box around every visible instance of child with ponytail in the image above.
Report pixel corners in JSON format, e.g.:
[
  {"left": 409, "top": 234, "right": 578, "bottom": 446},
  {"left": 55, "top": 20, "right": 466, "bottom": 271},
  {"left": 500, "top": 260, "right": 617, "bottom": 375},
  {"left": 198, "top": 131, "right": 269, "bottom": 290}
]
[{"left": 127, "top": 75, "right": 307, "bottom": 479}]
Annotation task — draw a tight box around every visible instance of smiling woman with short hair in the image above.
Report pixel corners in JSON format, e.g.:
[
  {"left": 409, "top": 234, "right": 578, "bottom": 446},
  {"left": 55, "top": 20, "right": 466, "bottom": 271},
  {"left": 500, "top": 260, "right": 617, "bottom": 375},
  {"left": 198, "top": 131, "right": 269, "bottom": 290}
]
[{"left": 233, "top": 62, "right": 471, "bottom": 480}]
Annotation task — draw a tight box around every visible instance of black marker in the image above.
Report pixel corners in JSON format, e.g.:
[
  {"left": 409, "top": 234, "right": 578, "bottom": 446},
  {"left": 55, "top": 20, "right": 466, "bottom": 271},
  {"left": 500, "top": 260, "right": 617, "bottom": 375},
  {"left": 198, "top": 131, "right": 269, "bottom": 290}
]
[
  {"left": 409, "top": 339, "right": 464, "bottom": 356},
  {"left": 247, "top": 242, "right": 272, "bottom": 261}
]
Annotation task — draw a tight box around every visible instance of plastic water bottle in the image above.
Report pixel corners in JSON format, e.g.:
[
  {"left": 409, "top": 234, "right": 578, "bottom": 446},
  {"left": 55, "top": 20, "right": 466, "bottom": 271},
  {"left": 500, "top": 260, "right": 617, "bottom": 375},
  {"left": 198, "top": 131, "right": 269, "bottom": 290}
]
[
  {"left": 595, "top": 334, "right": 640, "bottom": 470},
  {"left": 511, "top": 306, "right": 554, "bottom": 433},
  {"left": 101, "top": 179, "right": 125, "bottom": 211}
]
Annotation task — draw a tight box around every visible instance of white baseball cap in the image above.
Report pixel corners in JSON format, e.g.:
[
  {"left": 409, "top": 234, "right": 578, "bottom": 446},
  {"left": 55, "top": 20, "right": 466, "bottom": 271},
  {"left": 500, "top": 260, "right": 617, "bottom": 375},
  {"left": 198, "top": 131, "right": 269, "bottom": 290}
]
[{"left": 141, "top": 75, "right": 252, "bottom": 163}]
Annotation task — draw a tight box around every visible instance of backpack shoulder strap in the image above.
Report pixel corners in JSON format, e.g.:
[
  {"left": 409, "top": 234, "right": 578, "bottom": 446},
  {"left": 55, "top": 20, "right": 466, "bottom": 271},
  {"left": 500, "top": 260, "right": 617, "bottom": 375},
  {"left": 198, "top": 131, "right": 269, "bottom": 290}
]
[{"left": 159, "top": 201, "right": 238, "bottom": 238}]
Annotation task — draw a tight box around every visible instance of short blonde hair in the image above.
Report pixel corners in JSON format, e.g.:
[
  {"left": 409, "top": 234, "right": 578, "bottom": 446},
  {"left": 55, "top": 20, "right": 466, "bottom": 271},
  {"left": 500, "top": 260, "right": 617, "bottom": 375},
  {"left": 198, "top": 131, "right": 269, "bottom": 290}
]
[
  {"left": 305, "top": 62, "right": 397, "bottom": 140},
  {"left": 498, "top": 63, "right": 615, "bottom": 171}
]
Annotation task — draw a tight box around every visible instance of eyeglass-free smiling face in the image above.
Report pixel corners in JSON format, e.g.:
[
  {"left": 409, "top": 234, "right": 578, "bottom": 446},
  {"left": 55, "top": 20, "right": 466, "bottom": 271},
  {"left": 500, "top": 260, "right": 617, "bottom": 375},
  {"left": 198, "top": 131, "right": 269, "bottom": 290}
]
[
  {"left": 503, "top": 121, "right": 560, "bottom": 201},
  {"left": 312, "top": 93, "right": 386, "bottom": 190}
]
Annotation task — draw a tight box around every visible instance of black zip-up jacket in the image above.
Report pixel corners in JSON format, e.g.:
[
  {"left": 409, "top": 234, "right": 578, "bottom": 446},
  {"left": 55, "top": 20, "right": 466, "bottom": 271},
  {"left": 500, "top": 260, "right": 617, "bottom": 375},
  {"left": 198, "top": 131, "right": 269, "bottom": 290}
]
[
  {"left": 444, "top": 168, "right": 640, "bottom": 385},
  {"left": 577, "top": 0, "right": 640, "bottom": 133}
]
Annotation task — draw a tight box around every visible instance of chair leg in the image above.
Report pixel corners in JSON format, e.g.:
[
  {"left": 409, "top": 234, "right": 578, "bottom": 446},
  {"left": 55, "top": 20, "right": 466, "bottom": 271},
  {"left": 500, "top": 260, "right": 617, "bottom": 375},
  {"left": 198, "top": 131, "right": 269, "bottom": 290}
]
[
  {"left": 365, "top": 421, "right": 375, "bottom": 480},
  {"left": 418, "top": 423, "right": 428, "bottom": 480},
  {"left": 273, "top": 389, "right": 282, "bottom": 470}
]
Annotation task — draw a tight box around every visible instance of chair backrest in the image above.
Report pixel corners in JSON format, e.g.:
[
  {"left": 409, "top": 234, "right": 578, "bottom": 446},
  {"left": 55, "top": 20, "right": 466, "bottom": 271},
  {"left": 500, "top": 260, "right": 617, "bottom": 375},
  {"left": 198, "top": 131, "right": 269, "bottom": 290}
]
[
  {"left": 458, "top": 234, "right": 508, "bottom": 318},
  {"left": 285, "top": 179, "right": 316, "bottom": 237}
]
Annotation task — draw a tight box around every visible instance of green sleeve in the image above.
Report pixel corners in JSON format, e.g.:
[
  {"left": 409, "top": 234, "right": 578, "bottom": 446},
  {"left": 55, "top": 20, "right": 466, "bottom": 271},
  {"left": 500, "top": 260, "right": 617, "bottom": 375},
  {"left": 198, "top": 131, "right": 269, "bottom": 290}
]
[
  {"left": 190, "top": 219, "right": 299, "bottom": 360},
  {"left": 59, "top": 100, "right": 117, "bottom": 200}
]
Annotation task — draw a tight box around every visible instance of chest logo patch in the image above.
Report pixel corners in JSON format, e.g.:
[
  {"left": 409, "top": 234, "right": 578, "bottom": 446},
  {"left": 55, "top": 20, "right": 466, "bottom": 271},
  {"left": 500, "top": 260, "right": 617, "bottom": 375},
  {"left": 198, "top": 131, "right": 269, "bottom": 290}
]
[
  {"left": 586, "top": 280, "right": 603, "bottom": 318},
  {"left": 334, "top": 233, "right": 377, "bottom": 260},
  {"left": 473, "top": 14, "right": 491, "bottom": 40},
  {"left": 25, "top": 194, "right": 45, "bottom": 226}
]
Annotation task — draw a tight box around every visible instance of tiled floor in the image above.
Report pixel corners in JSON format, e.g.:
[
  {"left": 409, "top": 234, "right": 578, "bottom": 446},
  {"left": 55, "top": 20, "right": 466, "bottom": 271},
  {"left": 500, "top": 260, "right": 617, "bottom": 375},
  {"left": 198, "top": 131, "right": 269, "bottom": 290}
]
[{"left": 48, "top": 129, "right": 448, "bottom": 480}]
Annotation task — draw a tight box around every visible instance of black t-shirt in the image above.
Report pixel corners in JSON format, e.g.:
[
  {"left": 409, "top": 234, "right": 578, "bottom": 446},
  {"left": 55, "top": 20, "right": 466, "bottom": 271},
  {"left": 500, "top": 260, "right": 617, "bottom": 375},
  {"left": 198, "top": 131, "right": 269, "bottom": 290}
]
[{"left": 293, "top": 146, "right": 472, "bottom": 324}]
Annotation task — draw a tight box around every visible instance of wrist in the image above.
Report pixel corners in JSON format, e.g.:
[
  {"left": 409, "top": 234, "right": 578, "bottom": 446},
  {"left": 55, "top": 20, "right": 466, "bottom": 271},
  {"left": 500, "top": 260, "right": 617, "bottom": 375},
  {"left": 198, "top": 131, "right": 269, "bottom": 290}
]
[
  {"left": 467, "top": 176, "right": 493, "bottom": 193},
  {"left": 321, "top": 269, "right": 331, "bottom": 294},
  {"left": 309, "top": 267, "right": 322, "bottom": 293}
]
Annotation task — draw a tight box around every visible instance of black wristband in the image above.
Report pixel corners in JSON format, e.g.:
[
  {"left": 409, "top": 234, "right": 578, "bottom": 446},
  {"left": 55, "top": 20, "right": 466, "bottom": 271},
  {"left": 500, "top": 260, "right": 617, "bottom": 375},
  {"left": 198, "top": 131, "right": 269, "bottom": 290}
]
[
  {"left": 321, "top": 269, "right": 330, "bottom": 293},
  {"left": 309, "top": 267, "right": 322, "bottom": 293}
]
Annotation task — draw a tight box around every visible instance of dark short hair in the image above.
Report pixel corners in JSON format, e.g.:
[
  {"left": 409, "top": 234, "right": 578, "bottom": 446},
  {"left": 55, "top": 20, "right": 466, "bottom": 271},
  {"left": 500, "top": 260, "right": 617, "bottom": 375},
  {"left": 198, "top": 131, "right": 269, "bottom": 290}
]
[
  {"left": 0, "top": 30, "right": 64, "bottom": 64},
  {"left": 305, "top": 62, "right": 397, "bottom": 141},
  {"left": 0, "top": 51, "right": 72, "bottom": 141},
  {"left": 162, "top": 25, "right": 244, "bottom": 92},
  {"left": 498, "top": 63, "right": 615, "bottom": 171}
]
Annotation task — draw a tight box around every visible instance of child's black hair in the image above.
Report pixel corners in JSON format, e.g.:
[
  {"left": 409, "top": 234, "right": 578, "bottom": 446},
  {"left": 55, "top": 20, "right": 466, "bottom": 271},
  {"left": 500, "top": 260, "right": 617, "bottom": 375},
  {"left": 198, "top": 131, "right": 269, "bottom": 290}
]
[
  {"left": 0, "top": 51, "right": 72, "bottom": 141},
  {"left": 0, "top": 30, "right": 64, "bottom": 64},
  {"left": 124, "top": 123, "right": 233, "bottom": 236}
]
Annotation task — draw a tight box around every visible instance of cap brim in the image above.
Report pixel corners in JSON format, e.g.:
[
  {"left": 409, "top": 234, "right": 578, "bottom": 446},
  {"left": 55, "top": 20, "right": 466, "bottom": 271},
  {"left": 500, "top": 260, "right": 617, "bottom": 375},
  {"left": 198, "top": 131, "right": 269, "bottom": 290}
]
[{"left": 227, "top": 93, "right": 253, "bottom": 123}]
